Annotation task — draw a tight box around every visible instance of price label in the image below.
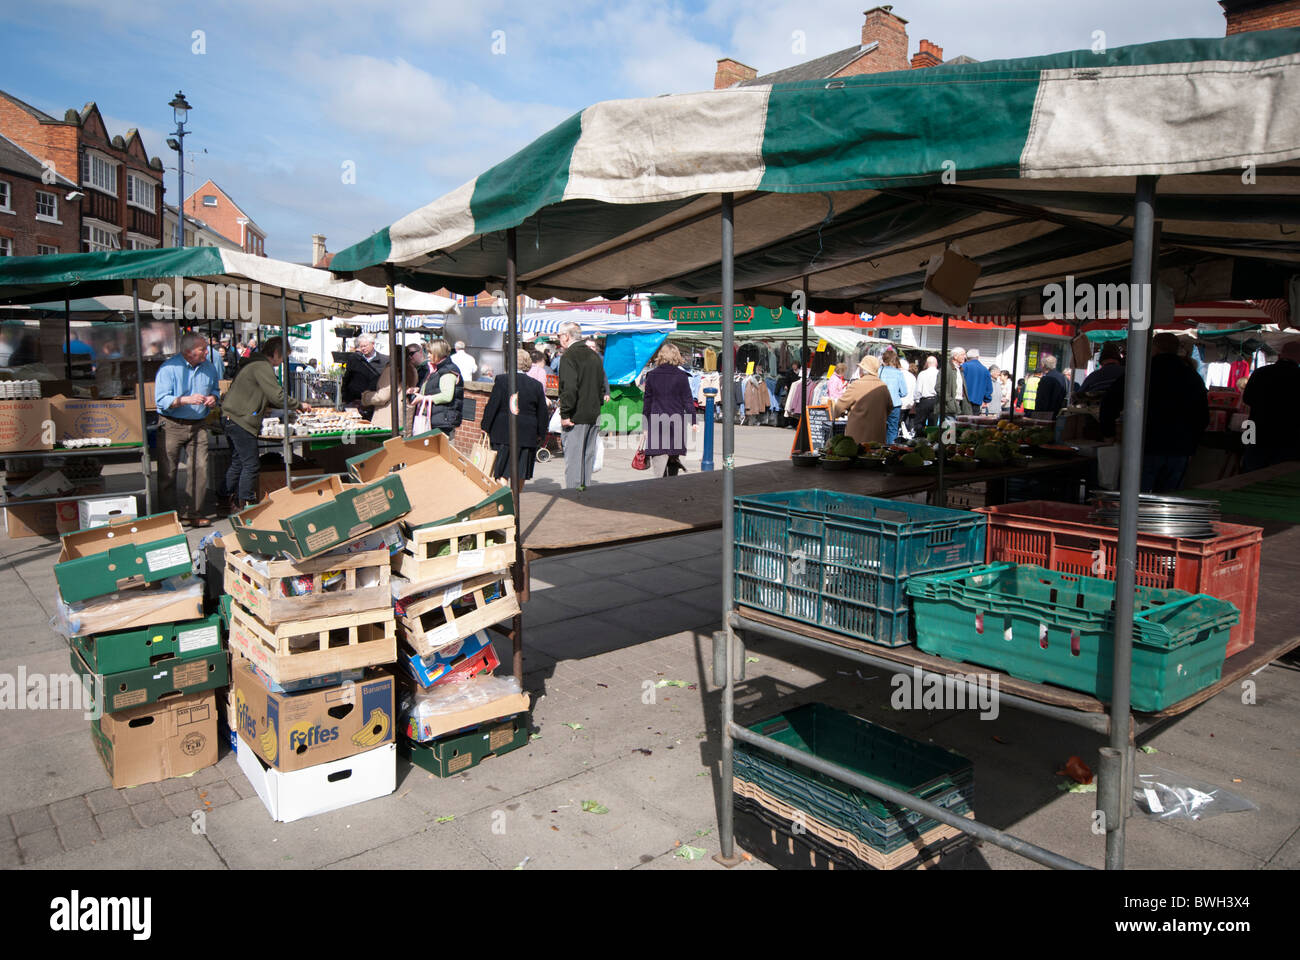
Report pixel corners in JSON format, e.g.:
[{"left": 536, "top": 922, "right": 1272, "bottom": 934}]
[
  {"left": 827, "top": 365, "right": 836, "bottom": 379},
  {"left": 816, "top": 339, "right": 827, "bottom": 352},
  {"left": 745, "top": 361, "right": 755, "bottom": 375}
]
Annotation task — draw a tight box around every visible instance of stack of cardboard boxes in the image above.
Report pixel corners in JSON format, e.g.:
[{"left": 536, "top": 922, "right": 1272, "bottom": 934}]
[
  {"left": 54, "top": 512, "right": 226, "bottom": 788},
  {"left": 223, "top": 472, "right": 412, "bottom": 822},
  {"left": 347, "top": 433, "right": 530, "bottom": 776}
]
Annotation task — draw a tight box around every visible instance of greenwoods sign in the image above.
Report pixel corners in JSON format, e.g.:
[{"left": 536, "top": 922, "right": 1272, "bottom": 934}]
[{"left": 668, "top": 305, "right": 757, "bottom": 325}]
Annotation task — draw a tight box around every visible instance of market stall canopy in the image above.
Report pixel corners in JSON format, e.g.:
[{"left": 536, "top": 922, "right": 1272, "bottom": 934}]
[
  {"left": 478, "top": 308, "right": 673, "bottom": 335},
  {"left": 356, "top": 313, "right": 450, "bottom": 333},
  {"left": 2, "top": 295, "right": 183, "bottom": 319},
  {"left": 0, "top": 247, "right": 448, "bottom": 322},
  {"left": 329, "top": 30, "right": 1300, "bottom": 313}
]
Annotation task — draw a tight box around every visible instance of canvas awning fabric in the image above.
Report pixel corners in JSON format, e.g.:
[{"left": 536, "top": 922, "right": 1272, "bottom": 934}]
[
  {"left": 478, "top": 309, "right": 673, "bottom": 335},
  {"left": 0, "top": 247, "right": 452, "bottom": 322},
  {"left": 357, "top": 314, "right": 449, "bottom": 333},
  {"left": 329, "top": 30, "right": 1300, "bottom": 313}
]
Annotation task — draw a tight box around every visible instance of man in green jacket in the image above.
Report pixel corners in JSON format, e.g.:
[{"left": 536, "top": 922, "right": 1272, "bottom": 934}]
[
  {"left": 557, "top": 321, "right": 605, "bottom": 490},
  {"left": 219, "top": 336, "right": 311, "bottom": 511}
]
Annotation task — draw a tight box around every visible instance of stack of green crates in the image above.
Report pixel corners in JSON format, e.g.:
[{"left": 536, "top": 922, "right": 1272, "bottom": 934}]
[{"left": 906, "top": 563, "right": 1239, "bottom": 711}]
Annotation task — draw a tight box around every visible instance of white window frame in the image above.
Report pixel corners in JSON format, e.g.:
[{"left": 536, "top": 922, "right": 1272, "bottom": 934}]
[
  {"left": 126, "top": 173, "right": 157, "bottom": 212},
  {"left": 0, "top": 236, "right": 12, "bottom": 256},
  {"left": 0, "top": 180, "right": 11, "bottom": 213},
  {"left": 81, "top": 150, "right": 118, "bottom": 196},
  {"left": 126, "top": 232, "right": 158, "bottom": 250},
  {"left": 36, "top": 243, "right": 58, "bottom": 255},
  {"left": 34, "top": 189, "right": 59, "bottom": 223},
  {"left": 82, "top": 219, "right": 121, "bottom": 252},
  {"left": 202, "top": 195, "right": 217, "bottom": 207}
]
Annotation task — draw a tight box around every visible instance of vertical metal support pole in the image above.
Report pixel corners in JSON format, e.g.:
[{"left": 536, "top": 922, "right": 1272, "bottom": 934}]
[
  {"left": 716, "top": 193, "right": 741, "bottom": 866},
  {"left": 131, "top": 281, "right": 152, "bottom": 514},
  {"left": 800, "top": 273, "right": 810, "bottom": 416},
  {"left": 936, "top": 314, "right": 950, "bottom": 507},
  {"left": 1011, "top": 305, "right": 1021, "bottom": 419},
  {"left": 1107, "top": 175, "right": 1157, "bottom": 871},
  {"left": 399, "top": 313, "right": 408, "bottom": 434},
  {"left": 384, "top": 266, "right": 399, "bottom": 438},
  {"left": 506, "top": 228, "right": 524, "bottom": 686},
  {"left": 64, "top": 298, "right": 72, "bottom": 380},
  {"left": 280, "top": 288, "right": 291, "bottom": 489}
]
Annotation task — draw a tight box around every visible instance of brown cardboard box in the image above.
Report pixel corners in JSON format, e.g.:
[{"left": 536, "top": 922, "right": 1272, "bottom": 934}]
[
  {"left": 49, "top": 387, "right": 143, "bottom": 445},
  {"left": 4, "top": 501, "right": 59, "bottom": 538},
  {"left": 93, "top": 689, "right": 218, "bottom": 788},
  {"left": 0, "top": 398, "right": 53, "bottom": 453}
]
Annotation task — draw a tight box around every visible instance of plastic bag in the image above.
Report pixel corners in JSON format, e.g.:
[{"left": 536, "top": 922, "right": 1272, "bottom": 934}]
[
  {"left": 547, "top": 406, "right": 562, "bottom": 434},
  {"left": 1133, "top": 767, "right": 1257, "bottom": 821},
  {"left": 592, "top": 434, "right": 604, "bottom": 473},
  {"left": 398, "top": 674, "right": 523, "bottom": 742},
  {"left": 52, "top": 575, "right": 203, "bottom": 638}
]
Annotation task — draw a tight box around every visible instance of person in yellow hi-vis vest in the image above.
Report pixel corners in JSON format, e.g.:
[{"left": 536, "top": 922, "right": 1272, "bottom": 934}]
[{"left": 1022, "top": 370, "right": 1042, "bottom": 415}]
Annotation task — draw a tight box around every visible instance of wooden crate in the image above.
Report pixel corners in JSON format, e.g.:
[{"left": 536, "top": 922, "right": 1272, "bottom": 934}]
[
  {"left": 394, "top": 515, "right": 516, "bottom": 589},
  {"left": 396, "top": 571, "right": 519, "bottom": 658},
  {"left": 227, "top": 601, "right": 396, "bottom": 684},
  {"left": 224, "top": 544, "right": 391, "bottom": 624}
]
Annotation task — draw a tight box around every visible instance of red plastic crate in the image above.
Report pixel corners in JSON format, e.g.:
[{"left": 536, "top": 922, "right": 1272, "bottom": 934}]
[{"left": 976, "top": 501, "right": 1261, "bottom": 658}]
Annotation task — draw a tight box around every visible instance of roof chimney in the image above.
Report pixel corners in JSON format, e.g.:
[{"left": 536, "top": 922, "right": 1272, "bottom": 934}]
[
  {"left": 311, "top": 234, "right": 326, "bottom": 267},
  {"left": 715, "top": 57, "right": 758, "bottom": 89},
  {"left": 911, "top": 39, "right": 943, "bottom": 69},
  {"left": 862, "top": 5, "right": 910, "bottom": 72}
]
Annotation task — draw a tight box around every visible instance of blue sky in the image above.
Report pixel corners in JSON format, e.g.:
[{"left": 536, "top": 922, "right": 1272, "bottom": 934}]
[{"left": 0, "top": 0, "right": 1226, "bottom": 264}]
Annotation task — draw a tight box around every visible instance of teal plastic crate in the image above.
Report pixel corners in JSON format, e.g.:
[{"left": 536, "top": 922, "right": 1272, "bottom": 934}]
[
  {"left": 735, "top": 704, "right": 974, "bottom": 852},
  {"left": 906, "top": 564, "right": 1238, "bottom": 711},
  {"left": 734, "top": 491, "right": 985, "bottom": 646}
]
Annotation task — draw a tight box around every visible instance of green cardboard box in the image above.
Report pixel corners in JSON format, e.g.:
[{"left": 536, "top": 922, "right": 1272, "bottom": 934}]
[
  {"left": 398, "top": 712, "right": 528, "bottom": 777},
  {"left": 73, "top": 613, "right": 223, "bottom": 674},
  {"left": 54, "top": 512, "right": 192, "bottom": 604},
  {"left": 229, "top": 474, "right": 410, "bottom": 560},
  {"left": 346, "top": 431, "right": 512, "bottom": 534},
  {"left": 71, "top": 640, "right": 229, "bottom": 714}
]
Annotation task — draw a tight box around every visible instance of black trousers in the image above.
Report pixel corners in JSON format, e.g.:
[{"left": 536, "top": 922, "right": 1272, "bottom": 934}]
[{"left": 222, "top": 418, "right": 261, "bottom": 503}]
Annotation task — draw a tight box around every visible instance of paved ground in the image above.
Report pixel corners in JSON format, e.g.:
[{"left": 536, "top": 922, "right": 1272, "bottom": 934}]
[{"left": 2, "top": 424, "right": 1297, "bottom": 870}]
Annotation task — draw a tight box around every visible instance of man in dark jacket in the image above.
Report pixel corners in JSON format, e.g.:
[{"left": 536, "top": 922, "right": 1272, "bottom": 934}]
[
  {"left": 1100, "top": 333, "right": 1208, "bottom": 492},
  {"left": 341, "top": 333, "right": 389, "bottom": 417},
  {"left": 1241, "top": 341, "right": 1300, "bottom": 472},
  {"left": 1032, "top": 355, "right": 1069, "bottom": 420},
  {"left": 961, "top": 350, "right": 993, "bottom": 414},
  {"left": 557, "top": 321, "right": 605, "bottom": 490}
]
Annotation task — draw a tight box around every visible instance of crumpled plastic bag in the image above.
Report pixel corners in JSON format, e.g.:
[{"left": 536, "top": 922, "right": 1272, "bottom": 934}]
[
  {"left": 51, "top": 575, "right": 203, "bottom": 638},
  {"left": 1133, "top": 767, "right": 1257, "bottom": 821},
  {"left": 399, "top": 674, "right": 524, "bottom": 742}
]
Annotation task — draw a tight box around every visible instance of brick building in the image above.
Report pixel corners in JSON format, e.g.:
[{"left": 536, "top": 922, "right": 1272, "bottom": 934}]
[
  {"left": 0, "top": 132, "right": 79, "bottom": 257},
  {"left": 0, "top": 91, "right": 165, "bottom": 253},
  {"left": 713, "top": 5, "right": 973, "bottom": 90},
  {"left": 183, "top": 179, "right": 266, "bottom": 256},
  {"left": 1220, "top": 0, "right": 1300, "bottom": 32}
]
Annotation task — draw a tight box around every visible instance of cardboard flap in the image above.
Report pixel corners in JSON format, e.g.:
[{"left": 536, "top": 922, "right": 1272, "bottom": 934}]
[
  {"left": 57, "top": 511, "right": 186, "bottom": 561},
  {"left": 231, "top": 475, "right": 409, "bottom": 559},
  {"left": 55, "top": 511, "right": 192, "bottom": 604}
]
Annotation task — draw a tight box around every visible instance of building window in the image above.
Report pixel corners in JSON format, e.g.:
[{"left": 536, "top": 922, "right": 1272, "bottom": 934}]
[
  {"left": 81, "top": 151, "right": 118, "bottom": 195},
  {"left": 37, "top": 244, "right": 58, "bottom": 255},
  {"left": 35, "top": 190, "right": 58, "bottom": 221},
  {"left": 184, "top": 228, "right": 195, "bottom": 245},
  {"left": 82, "top": 222, "right": 120, "bottom": 252},
  {"left": 126, "top": 232, "right": 158, "bottom": 250},
  {"left": 0, "top": 180, "right": 10, "bottom": 212},
  {"left": 126, "top": 173, "right": 157, "bottom": 212},
  {"left": 202, "top": 195, "right": 217, "bottom": 207},
  {"left": 0, "top": 236, "right": 11, "bottom": 256}
]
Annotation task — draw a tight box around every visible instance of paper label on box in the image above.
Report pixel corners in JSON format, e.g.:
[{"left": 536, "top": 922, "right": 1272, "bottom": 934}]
[
  {"left": 177, "top": 625, "right": 219, "bottom": 654},
  {"left": 441, "top": 583, "right": 463, "bottom": 605},
  {"left": 305, "top": 527, "right": 339, "bottom": 553},
  {"left": 456, "top": 549, "right": 485, "bottom": 570},
  {"left": 113, "top": 689, "right": 147, "bottom": 710},
  {"left": 172, "top": 659, "right": 209, "bottom": 688},
  {"left": 448, "top": 752, "right": 473, "bottom": 773},
  {"left": 352, "top": 486, "right": 391, "bottom": 522},
  {"left": 489, "top": 723, "right": 514, "bottom": 751},
  {"left": 145, "top": 542, "right": 189, "bottom": 573},
  {"left": 427, "top": 623, "right": 459, "bottom": 649}
]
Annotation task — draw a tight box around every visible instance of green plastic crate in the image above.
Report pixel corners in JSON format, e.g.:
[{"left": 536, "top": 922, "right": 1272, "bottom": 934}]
[{"left": 906, "top": 564, "right": 1238, "bottom": 711}]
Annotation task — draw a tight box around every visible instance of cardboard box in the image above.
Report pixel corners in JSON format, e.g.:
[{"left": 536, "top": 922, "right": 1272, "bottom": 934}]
[
  {"left": 54, "top": 512, "right": 192, "bottom": 604},
  {"left": 400, "top": 712, "right": 528, "bottom": 777},
  {"left": 0, "top": 398, "right": 53, "bottom": 453},
  {"left": 236, "top": 735, "right": 395, "bottom": 823},
  {"left": 73, "top": 612, "right": 223, "bottom": 674},
  {"left": 231, "top": 656, "right": 394, "bottom": 772},
  {"left": 49, "top": 387, "right": 143, "bottom": 445},
  {"left": 77, "top": 495, "right": 138, "bottom": 530},
  {"left": 229, "top": 474, "right": 410, "bottom": 560},
  {"left": 93, "top": 690, "right": 218, "bottom": 788},
  {"left": 71, "top": 640, "right": 228, "bottom": 714},
  {"left": 4, "top": 500, "right": 58, "bottom": 539},
  {"left": 56, "top": 482, "right": 108, "bottom": 534},
  {"left": 58, "top": 577, "right": 205, "bottom": 636},
  {"left": 399, "top": 674, "right": 530, "bottom": 742},
  {"left": 401, "top": 631, "right": 499, "bottom": 688}
]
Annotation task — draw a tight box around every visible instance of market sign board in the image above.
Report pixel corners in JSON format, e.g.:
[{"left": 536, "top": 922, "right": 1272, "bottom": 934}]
[{"left": 669, "top": 305, "right": 755, "bottom": 325}]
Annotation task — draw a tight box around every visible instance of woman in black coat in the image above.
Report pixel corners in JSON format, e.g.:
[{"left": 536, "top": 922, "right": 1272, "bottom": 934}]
[
  {"left": 642, "top": 342, "right": 696, "bottom": 476},
  {"left": 481, "top": 348, "right": 549, "bottom": 482}
]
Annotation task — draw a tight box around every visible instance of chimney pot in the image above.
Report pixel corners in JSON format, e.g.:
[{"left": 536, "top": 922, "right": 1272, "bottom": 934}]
[{"left": 311, "top": 234, "right": 326, "bottom": 266}]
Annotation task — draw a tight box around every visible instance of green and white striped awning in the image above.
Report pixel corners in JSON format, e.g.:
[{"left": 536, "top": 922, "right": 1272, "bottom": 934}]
[{"left": 330, "top": 29, "right": 1300, "bottom": 313}]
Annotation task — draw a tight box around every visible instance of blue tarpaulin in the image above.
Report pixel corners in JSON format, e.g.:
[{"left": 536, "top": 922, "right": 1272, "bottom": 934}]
[{"left": 604, "top": 331, "right": 667, "bottom": 386}]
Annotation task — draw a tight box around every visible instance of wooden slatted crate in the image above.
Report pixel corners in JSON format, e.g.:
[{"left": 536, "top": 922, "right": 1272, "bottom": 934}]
[
  {"left": 394, "top": 515, "right": 516, "bottom": 588},
  {"left": 227, "top": 601, "right": 396, "bottom": 684},
  {"left": 396, "top": 571, "right": 519, "bottom": 658},
  {"left": 224, "top": 544, "right": 391, "bottom": 624}
]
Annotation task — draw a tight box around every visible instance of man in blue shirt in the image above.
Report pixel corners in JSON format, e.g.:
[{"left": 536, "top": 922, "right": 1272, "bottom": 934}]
[
  {"left": 155, "top": 332, "right": 221, "bottom": 527},
  {"left": 961, "top": 349, "right": 994, "bottom": 415}
]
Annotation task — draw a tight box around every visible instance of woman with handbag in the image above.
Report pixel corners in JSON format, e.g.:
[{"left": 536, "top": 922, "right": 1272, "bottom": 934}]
[
  {"left": 481, "top": 348, "right": 548, "bottom": 484},
  {"left": 641, "top": 342, "right": 695, "bottom": 477},
  {"left": 362, "top": 342, "right": 426, "bottom": 433},
  {"left": 412, "top": 338, "right": 464, "bottom": 438}
]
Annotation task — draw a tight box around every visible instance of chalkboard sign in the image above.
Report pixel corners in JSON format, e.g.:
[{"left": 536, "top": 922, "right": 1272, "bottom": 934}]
[{"left": 793, "top": 404, "right": 834, "bottom": 454}]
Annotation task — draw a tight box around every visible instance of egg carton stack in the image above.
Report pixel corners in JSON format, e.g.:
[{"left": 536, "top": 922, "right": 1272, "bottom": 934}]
[
  {"left": 51, "top": 512, "right": 225, "bottom": 789},
  {"left": 0, "top": 379, "right": 41, "bottom": 399}
]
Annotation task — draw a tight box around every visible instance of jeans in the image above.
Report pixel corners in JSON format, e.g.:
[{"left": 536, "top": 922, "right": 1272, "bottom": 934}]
[
  {"left": 563, "top": 423, "right": 601, "bottom": 489},
  {"left": 1141, "top": 454, "right": 1189, "bottom": 493},
  {"left": 885, "top": 407, "right": 901, "bottom": 444},
  {"left": 222, "top": 418, "right": 261, "bottom": 503}
]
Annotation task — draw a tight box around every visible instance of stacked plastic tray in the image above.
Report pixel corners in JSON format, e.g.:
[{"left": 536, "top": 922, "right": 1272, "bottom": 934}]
[
  {"left": 734, "top": 491, "right": 985, "bottom": 646},
  {"left": 906, "top": 563, "right": 1239, "bottom": 712},
  {"left": 734, "top": 704, "right": 974, "bottom": 868}
]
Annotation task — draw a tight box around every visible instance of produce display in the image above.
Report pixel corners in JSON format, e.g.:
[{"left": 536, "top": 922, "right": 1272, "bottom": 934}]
[{"left": 815, "top": 420, "right": 1056, "bottom": 472}]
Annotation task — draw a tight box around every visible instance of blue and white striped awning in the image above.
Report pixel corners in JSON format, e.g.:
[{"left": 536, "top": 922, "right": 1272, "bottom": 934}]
[
  {"left": 357, "top": 314, "right": 447, "bottom": 333},
  {"left": 479, "top": 309, "right": 673, "bottom": 336}
]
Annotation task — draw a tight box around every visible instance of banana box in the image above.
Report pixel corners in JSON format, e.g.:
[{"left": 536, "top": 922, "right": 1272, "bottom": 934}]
[{"left": 231, "top": 655, "right": 394, "bottom": 772}]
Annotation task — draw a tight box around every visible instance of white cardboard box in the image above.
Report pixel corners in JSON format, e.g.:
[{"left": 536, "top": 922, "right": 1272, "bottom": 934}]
[
  {"left": 77, "top": 495, "right": 138, "bottom": 530},
  {"left": 236, "top": 734, "right": 395, "bottom": 823}
]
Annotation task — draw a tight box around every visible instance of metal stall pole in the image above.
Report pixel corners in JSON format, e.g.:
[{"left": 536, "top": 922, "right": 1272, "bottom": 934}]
[
  {"left": 1105, "top": 175, "right": 1158, "bottom": 871},
  {"left": 506, "top": 228, "right": 525, "bottom": 685},
  {"left": 399, "top": 313, "right": 408, "bottom": 433},
  {"left": 131, "top": 281, "right": 152, "bottom": 514},
  {"left": 1011, "top": 304, "right": 1021, "bottom": 419},
  {"left": 800, "top": 273, "right": 809, "bottom": 434},
  {"left": 280, "top": 288, "right": 291, "bottom": 489},
  {"left": 64, "top": 298, "right": 72, "bottom": 380},
  {"left": 384, "top": 267, "right": 399, "bottom": 438},
  {"left": 715, "top": 193, "right": 741, "bottom": 867},
  {"left": 936, "top": 313, "right": 950, "bottom": 508}
]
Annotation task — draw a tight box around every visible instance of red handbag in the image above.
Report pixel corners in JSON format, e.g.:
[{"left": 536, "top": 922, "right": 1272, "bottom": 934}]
[{"left": 631, "top": 436, "right": 649, "bottom": 470}]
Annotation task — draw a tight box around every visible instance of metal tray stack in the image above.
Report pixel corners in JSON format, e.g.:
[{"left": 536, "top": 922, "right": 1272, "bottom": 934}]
[{"left": 1091, "top": 492, "right": 1220, "bottom": 540}]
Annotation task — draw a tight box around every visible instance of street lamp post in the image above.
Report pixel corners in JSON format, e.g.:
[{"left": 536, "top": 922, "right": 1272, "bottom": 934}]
[{"left": 167, "top": 92, "right": 191, "bottom": 248}]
